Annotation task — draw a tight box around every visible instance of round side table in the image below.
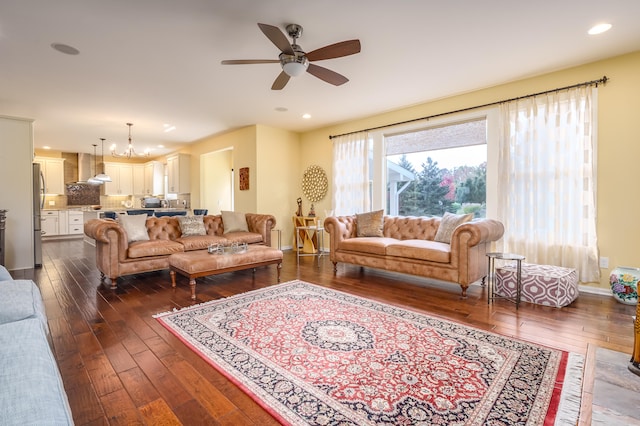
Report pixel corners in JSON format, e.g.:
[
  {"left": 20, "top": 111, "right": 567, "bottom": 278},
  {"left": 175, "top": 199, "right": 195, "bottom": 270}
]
[{"left": 486, "top": 252, "right": 526, "bottom": 309}]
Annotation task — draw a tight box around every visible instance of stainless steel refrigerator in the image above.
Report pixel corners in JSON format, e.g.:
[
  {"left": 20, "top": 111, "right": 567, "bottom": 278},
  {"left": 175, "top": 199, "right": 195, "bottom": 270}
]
[{"left": 33, "top": 163, "right": 44, "bottom": 267}]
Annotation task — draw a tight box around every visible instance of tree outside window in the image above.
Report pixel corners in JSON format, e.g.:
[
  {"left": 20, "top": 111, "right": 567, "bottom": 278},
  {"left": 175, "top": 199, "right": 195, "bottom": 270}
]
[{"left": 385, "top": 119, "right": 487, "bottom": 218}]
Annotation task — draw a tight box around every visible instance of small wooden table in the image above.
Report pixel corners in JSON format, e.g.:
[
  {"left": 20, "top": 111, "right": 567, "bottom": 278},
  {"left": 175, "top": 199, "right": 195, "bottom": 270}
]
[{"left": 169, "top": 245, "right": 283, "bottom": 300}]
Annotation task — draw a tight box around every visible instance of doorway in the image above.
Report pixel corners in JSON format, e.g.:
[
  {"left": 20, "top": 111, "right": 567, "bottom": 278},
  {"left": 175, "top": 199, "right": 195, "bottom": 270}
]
[{"left": 200, "top": 148, "right": 233, "bottom": 214}]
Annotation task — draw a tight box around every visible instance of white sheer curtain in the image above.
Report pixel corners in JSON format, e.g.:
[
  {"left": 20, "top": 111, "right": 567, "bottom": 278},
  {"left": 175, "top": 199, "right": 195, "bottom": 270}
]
[
  {"left": 496, "top": 86, "right": 600, "bottom": 282},
  {"left": 332, "top": 132, "right": 370, "bottom": 215}
]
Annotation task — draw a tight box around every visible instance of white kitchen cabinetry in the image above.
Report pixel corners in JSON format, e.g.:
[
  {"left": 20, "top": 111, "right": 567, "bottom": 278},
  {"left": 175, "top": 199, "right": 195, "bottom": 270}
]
[
  {"left": 58, "top": 211, "right": 68, "bottom": 235},
  {"left": 35, "top": 157, "right": 65, "bottom": 195},
  {"left": 132, "top": 164, "right": 145, "bottom": 195},
  {"left": 144, "top": 161, "right": 164, "bottom": 195},
  {"left": 67, "top": 211, "right": 84, "bottom": 234},
  {"left": 41, "top": 210, "right": 59, "bottom": 237},
  {"left": 104, "top": 162, "right": 134, "bottom": 195},
  {"left": 167, "top": 153, "right": 190, "bottom": 194}
]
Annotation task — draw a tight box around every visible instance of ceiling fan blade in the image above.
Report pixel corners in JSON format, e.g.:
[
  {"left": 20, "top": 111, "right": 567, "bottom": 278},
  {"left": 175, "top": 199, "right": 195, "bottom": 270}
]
[
  {"left": 271, "top": 71, "right": 290, "bottom": 90},
  {"left": 258, "top": 23, "right": 294, "bottom": 55},
  {"left": 221, "top": 59, "right": 280, "bottom": 65},
  {"left": 306, "top": 39, "right": 361, "bottom": 61},
  {"left": 307, "top": 63, "right": 349, "bottom": 86}
]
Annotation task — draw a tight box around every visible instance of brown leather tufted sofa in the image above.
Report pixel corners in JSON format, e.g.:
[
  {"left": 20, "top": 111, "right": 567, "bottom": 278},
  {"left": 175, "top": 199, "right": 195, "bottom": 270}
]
[
  {"left": 84, "top": 213, "right": 276, "bottom": 289},
  {"left": 324, "top": 215, "right": 504, "bottom": 297}
]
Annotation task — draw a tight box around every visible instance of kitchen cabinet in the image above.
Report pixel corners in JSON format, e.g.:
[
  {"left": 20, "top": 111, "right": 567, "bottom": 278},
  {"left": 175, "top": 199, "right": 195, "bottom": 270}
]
[
  {"left": 167, "top": 153, "right": 190, "bottom": 194},
  {"left": 34, "top": 157, "right": 65, "bottom": 195},
  {"left": 133, "top": 164, "right": 145, "bottom": 195},
  {"left": 41, "top": 210, "right": 59, "bottom": 236},
  {"left": 42, "top": 210, "right": 84, "bottom": 237},
  {"left": 144, "top": 161, "right": 164, "bottom": 195},
  {"left": 104, "top": 162, "right": 134, "bottom": 195},
  {"left": 58, "top": 210, "right": 68, "bottom": 235},
  {"left": 67, "top": 211, "right": 84, "bottom": 234}
]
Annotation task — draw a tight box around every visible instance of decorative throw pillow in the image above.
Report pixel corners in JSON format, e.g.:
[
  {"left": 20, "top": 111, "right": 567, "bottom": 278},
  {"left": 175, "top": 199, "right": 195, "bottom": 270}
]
[
  {"left": 221, "top": 210, "right": 249, "bottom": 234},
  {"left": 434, "top": 212, "right": 473, "bottom": 243},
  {"left": 119, "top": 214, "right": 150, "bottom": 243},
  {"left": 177, "top": 215, "right": 206, "bottom": 237},
  {"left": 356, "top": 210, "right": 384, "bottom": 237}
]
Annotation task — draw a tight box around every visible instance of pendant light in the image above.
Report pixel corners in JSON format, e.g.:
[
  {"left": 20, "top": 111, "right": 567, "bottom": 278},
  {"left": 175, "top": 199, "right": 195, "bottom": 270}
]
[
  {"left": 87, "top": 144, "right": 103, "bottom": 185},
  {"left": 93, "top": 138, "right": 112, "bottom": 182}
]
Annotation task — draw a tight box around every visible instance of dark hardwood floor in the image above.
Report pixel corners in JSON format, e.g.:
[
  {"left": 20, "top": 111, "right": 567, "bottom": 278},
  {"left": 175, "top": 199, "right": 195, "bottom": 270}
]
[{"left": 13, "top": 238, "right": 635, "bottom": 425}]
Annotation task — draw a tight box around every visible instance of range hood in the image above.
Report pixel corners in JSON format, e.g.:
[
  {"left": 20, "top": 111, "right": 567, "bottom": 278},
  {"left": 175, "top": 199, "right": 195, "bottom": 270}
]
[
  {"left": 63, "top": 152, "right": 98, "bottom": 184},
  {"left": 77, "top": 153, "right": 93, "bottom": 182}
]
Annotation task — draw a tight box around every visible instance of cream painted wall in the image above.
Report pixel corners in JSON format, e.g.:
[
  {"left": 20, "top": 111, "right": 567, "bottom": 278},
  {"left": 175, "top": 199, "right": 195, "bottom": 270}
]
[
  {"left": 0, "top": 116, "right": 35, "bottom": 270},
  {"left": 299, "top": 51, "right": 640, "bottom": 290},
  {"left": 200, "top": 149, "right": 232, "bottom": 214},
  {"left": 180, "top": 124, "right": 300, "bottom": 247},
  {"left": 256, "top": 125, "right": 301, "bottom": 248},
  {"left": 179, "top": 126, "right": 257, "bottom": 214}
]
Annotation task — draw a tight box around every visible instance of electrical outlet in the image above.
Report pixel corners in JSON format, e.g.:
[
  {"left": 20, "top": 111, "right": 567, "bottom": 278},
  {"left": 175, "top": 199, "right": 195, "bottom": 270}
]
[
  {"left": 599, "top": 257, "right": 609, "bottom": 269},
  {"left": 48, "top": 200, "right": 55, "bottom": 206}
]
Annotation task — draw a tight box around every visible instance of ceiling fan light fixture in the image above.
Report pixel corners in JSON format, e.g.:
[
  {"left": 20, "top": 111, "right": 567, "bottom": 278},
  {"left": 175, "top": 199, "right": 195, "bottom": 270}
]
[{"left": 281, "top": 54, "right": 309, "bottom": 77}]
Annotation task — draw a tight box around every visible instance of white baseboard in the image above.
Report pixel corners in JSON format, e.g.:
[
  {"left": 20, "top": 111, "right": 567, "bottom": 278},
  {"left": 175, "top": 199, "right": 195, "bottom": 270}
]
[{"left": 578, "top": 285, "right": 612, "bottom": 297}]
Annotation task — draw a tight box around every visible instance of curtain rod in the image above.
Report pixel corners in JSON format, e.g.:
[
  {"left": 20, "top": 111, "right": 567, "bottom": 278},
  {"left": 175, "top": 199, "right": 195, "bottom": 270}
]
[{"left": 328, "top": 75, "right": 608, "bottom": 140}]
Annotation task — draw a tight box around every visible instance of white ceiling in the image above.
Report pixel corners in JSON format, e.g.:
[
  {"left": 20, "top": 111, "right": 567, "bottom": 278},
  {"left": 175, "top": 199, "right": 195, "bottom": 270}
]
[{"left": 1, "top": 1, "right": 639, "bottom": 156}]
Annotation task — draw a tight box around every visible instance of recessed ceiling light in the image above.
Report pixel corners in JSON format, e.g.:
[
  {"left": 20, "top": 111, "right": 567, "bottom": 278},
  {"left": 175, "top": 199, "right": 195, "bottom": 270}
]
[
  {"left": 275, "top": 107, "right": 288, "bottom": 112},
  {"left": 302, "top": 113, "right": 311, "bottom": 119},
  {"left": 51, "top": 43, "right": 80, "bottom": 55},
  {"left": 588, "top": 23, "right": 612, "bottom": 35},
  {"left": 43, "top": 146, "right": 51, "bottom": 150},
  {"left": 157, "top": 145, "right": 165, "bottom": 149},
  {"left": 163, "top": 124, "right": 176, "bottom": 133}
]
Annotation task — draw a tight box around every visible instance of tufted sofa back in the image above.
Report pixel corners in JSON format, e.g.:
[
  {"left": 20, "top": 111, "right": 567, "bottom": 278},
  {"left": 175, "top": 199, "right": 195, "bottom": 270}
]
[
  {"left": 144, "top": 215, "right": 226, "bottom": 240},
  {"left": 383, "top": 216, "right": 440, "bottom": 240},
  {"left": 330, "top": 215, "right": 443, "bottom": 242}
]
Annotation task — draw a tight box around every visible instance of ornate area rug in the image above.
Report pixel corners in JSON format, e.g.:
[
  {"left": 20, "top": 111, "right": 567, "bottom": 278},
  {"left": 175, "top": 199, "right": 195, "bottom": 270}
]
[{"left": 155, "top": 280, "right": 583, "bottom": 425}]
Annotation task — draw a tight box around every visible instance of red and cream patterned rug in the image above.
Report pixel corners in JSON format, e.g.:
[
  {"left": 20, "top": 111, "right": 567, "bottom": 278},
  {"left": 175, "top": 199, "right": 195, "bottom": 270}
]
[{"left": 155, "top": 280, "right": 583, "bottom": 425}]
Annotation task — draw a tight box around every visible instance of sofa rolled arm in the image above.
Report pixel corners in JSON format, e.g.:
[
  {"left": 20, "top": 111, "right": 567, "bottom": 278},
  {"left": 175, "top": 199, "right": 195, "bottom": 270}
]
[
  {"left": 324, "top": 216, "right": 357, "bottom": 256},
  {"left": 84, "top": 219, "right": 124, "bottom": 244},
  {"left": 245, "top": 213, "right": 277, "bottom": 247},
  {"left": 84, "top": 218, "right": 131, "bottom": 261},
  {"left": 451, "top": 219, "right": 505, "bottom": 248}
]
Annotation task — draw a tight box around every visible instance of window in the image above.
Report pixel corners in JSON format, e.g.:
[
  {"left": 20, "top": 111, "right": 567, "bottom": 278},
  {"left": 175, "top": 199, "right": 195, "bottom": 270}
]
[{"left": 383, "top": 118, "right": 488, "bottom": 218}]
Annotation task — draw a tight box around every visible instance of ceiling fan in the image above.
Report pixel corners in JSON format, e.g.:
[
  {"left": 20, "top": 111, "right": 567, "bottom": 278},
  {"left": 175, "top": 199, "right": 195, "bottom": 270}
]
[{"left": 221, "top": 23, "right": 361, "bottom": 90}]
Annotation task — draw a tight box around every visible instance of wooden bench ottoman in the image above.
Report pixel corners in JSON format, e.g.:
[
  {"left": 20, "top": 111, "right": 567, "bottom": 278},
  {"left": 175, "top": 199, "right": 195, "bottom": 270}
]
[
  {"left": 495, "top": 263, "right": 578, "bottom": 308},
  {"left": 169, "top": 246, "right": 283, "bottom": 300}
]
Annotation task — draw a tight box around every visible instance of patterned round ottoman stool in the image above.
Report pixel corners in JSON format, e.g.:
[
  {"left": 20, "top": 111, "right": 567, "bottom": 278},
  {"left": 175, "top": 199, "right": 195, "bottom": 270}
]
[{"left": 495, "top": 263, "right": 578, "bottom": 308}]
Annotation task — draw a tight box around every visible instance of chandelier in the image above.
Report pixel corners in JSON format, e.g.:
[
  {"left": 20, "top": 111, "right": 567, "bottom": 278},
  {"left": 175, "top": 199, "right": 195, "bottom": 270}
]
[{"left": 110, "top": 122, "right": 149, "bottom": 158}]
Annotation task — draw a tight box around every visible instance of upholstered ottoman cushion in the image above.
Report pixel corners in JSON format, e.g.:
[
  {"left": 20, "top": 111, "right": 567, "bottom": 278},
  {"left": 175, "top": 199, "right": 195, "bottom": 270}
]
[{"left": 496, "top": 263, "right": 578, "bottom": 307}]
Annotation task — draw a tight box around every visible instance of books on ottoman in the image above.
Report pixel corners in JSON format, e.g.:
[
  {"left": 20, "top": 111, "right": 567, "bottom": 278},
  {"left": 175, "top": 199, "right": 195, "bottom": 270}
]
[{"left": 496, "top": 263, "right": 578, "bottom": 308}]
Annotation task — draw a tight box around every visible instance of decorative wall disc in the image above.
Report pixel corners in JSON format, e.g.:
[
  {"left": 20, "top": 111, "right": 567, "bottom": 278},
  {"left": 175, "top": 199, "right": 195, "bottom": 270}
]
[{"left": 302, "top": 165, "right": 328, "bottom": 202}]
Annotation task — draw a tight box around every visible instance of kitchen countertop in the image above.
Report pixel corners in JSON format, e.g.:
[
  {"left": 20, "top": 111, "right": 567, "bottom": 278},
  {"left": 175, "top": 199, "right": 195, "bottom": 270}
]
[{"left": 43, "top": 207, "right": 191, "bottom": 215}]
